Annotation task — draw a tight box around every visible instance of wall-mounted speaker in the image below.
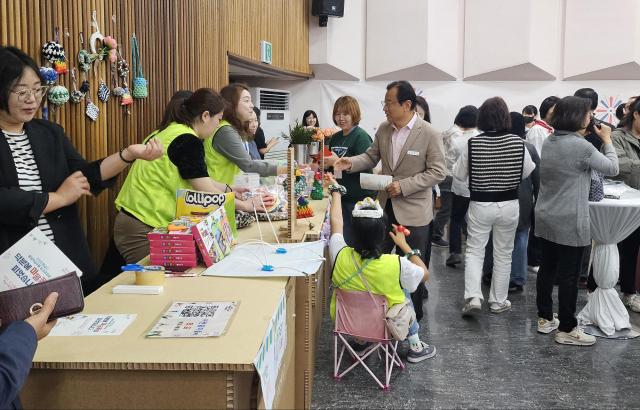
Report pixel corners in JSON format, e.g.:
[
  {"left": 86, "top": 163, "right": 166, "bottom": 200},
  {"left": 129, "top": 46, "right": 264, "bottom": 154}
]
[{"left": 312, "top": 0, "right": 344, "bottom": 26}]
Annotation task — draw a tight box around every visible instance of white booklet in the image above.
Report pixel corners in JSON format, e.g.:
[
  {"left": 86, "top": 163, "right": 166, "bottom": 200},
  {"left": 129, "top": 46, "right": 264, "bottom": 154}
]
[
  {"left": 146, "top": 301, "right": 239, "bottom": 338},
  {"left": 0, "top": 228, "right": 82, "bottom": 292},
  {"left": 49, "top": 314, "right": 137, "bottom": 336},
  {"left": 360, "top": 173, "right": 393, "bottom": 191}
]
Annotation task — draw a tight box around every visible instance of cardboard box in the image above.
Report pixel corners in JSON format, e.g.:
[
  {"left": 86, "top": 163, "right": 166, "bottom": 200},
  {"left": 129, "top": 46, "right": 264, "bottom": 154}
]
[{"left": 21, "top": 272, "right": 296, "bottom": 410}]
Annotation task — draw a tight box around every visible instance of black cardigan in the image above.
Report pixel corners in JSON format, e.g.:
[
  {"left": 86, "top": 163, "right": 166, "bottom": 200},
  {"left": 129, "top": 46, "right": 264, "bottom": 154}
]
[{"left": 0, "top": 119, "right": 115, "bottom": 293}]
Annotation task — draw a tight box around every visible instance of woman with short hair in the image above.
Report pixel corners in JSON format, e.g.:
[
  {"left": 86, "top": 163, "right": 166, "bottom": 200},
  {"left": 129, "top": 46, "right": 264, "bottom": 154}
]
[
  {"left": 324, "top": 96, "right": 375, "bottom": 244},
  {"left": 535, "top": 96, "right": 618, "bottom": 346},
  {"left": 453, "top": 97, "right": 535, "bottom": 316}
]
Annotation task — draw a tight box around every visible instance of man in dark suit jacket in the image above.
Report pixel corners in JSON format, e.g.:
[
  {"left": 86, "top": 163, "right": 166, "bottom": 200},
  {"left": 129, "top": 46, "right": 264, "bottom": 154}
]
[
  {"left": 0, "top": 292, "right": 57, "bottom": 409},
  {"left": 335, "top": 81, "right": 447, "bottom": 321}
]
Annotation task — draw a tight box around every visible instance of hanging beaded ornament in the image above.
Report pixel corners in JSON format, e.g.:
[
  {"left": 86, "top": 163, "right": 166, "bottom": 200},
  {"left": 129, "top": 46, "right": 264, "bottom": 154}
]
[
  {"left": 42, "top": 28, "right": 68, "bottom": 78},
  {"left": 47, "top": 85, "right": 70, "bottom": 106},
  {"left": 130, "top": 34, "right": 148, "bottom": 99},
  {"left": 120, "top": 86, "right": 134, "bottom": 106},
  {"left": 69, "top": 68, "right": 83, "bottom": 103},
  {"left": 111, "top": 62, "right": 124, "bottom": 96},
  {"left": 41, "top": 40, "right": 65, "bottom": 64},
  {"left": 97, "top": 79, "right": 110, "bottom": 103},
  {"left": 53, "top": 60, "right": 68, "bottom": 75},
  {"left": 85, "top": 97, "right": 100, "bottom": 121},
  {"left": 39, "top": 67, "right": 58, "bottom": 85}
]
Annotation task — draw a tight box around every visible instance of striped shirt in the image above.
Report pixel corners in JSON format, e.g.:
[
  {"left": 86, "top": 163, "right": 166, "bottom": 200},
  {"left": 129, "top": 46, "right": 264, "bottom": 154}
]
[
  {"left": 467, "top": 133, "right": 525, "bottom": 202},
  {"left": 3, "top": 129, "right": 54, "bottom": 241}
]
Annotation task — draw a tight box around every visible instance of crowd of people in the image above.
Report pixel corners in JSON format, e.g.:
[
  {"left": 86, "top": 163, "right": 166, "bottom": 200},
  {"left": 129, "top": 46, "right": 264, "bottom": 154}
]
[{"left": 2, "top": 41, "right": 640, "bottom": 405}]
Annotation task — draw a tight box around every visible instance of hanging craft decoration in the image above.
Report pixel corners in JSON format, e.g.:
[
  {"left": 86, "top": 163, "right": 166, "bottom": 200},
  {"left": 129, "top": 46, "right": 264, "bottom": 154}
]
[
  {"left": 89, "top": 11, "right": 105, "bottom": 57},
  {"left": 41, "top": 40, "right": 65, "bottom": 64},
  {"left": 97, "top": 79, "right": 110, "bottom": 103},
  {"left": 79, "top": 79, "right": 90, "bottom": 94},
  {"left": 130, "top": 34, "right": 148, "bottom": 99},
  {"left": 111, "top": 62, "right": 124, "bottom": 96},
  {"left": 53, "top": 60, "right": 68, "bottom": 75},
  {"left": 77, "top": 32, "right": 94, "bottom": 72},
  {"left": 120, "top": 88, "right": 134, "bottom": 106},
  {"left": 85, "top": 97, "right": 100, "bottom": 121},
  {"left": 41, "top": 28, "right": 68, "bottom": 76},
  {"left": 103, "top": 36, "right": 118, "bottom": 63},
  {"left": 47, "top": 85, "right": 70, "bottom": 106},
  {"left": 39, "top": 67, "right": 58, "bottom": 85},
  {"left": 69, "top": 68, "right": 83, "bottom": 103}
]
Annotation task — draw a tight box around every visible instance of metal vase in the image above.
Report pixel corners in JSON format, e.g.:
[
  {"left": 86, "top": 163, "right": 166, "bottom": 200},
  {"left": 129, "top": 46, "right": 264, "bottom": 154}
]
[
  {"left": 308, "top": 141, "right": 320, "bottom": 156},
  {"left": 293, "top": 144, "right": 309, "bottom": 164}
]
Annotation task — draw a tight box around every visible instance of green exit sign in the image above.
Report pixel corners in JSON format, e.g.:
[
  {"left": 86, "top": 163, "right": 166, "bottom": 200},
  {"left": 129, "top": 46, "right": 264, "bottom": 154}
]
[{"left": 261, "top": 40, "right": 272, "bottom": 64}]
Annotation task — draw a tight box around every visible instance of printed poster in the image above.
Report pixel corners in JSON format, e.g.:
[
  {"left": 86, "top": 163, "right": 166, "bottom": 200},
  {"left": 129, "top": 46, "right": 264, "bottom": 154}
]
[
  {"left": 0, "top": 228, "right": 82, "bottom": 291},
  {"left": 49, "top": 314, "right": 136, "bottom": 336},
  {"left": 253, "top": 291, "right": 287, "bottom": 410},
  {"left": 146, "top": 301, "right": 238, "bottom": 338}
]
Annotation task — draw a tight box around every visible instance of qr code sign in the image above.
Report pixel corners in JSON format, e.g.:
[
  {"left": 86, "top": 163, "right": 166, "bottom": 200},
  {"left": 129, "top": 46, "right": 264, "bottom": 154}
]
[{"left": 179, "top": 304, "right": 219, "bottom": 317}]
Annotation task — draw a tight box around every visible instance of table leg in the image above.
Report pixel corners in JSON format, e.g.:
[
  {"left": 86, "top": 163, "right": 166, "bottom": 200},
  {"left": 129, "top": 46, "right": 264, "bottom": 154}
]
[{"left": 577, "top": 242, "right": 631, "bottom": 336}]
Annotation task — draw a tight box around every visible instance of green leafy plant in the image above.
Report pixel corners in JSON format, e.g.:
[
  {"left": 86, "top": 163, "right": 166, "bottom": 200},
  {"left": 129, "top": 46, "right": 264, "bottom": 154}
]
[{"left": 284, "top": 119, "right": 315, "bottom": 145}]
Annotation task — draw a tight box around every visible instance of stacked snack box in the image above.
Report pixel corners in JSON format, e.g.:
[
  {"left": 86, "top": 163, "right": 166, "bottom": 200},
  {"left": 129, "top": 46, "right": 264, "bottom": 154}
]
[{"left": 147, "top": 217, "right": 200, "bottom": 271}]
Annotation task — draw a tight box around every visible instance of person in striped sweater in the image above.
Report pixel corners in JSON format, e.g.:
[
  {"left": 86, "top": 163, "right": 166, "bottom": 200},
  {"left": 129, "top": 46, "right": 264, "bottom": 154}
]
[
  {"left": 0, "top": 46, "right": 163, "bottom": 294},
  {"left": 453, "top": 97, "right": 536, "bottom": 316}
]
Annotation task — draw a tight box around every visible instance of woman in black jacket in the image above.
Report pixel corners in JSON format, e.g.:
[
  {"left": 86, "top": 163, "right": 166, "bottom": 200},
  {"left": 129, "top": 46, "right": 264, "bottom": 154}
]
[{"left": 0, "top": 46, "right": 162, "bottom": 294}]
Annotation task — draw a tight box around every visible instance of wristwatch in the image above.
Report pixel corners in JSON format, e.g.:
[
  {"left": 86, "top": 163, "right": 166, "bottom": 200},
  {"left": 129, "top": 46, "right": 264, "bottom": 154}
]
[
  {"left": 405, "top": 249, "right": 422, "bottom": 259},
  {"left": 329, "top": 183, "right": 347, "bottom": 196}
]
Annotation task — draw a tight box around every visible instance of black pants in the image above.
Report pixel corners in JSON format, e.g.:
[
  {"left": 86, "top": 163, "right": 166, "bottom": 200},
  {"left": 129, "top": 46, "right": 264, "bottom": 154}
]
[
  {"left": 536, "top": 238, "right": 586, "bottom": 332},
  {"left": 383, "top": 201, "right": 432, "bottom": 322},
  {"left": 449, "top": 194, "right": 470, "bottom": 255},
  {"left": 432, "top": 176, "right": 453, "bottom": 241},
  {"left": 527, "top": 214, "right": 542, "bottom": 267},
  {"left": 617, "top": 225, "right": 640, "bottom": 294}
]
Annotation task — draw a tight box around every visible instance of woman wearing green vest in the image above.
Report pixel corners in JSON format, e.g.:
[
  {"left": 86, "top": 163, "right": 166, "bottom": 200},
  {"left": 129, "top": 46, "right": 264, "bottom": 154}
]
[
  {"left": 114, "top": 89, "right": 274, "bottom": 263},
  {"left": 326, "top": 174, "right": 436, "bottom": 363},
  {"left": 206, "top": 84, "right": 287, "bottom": 185},
  {"left": 323, "top": 96, "right": 375, "bottom": 245}
]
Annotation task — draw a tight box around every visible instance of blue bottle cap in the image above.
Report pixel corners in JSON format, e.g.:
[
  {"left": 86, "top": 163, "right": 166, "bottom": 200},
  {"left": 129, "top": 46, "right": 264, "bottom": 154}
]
[
  {"left": 261, "top": 264, "right": 275, "bottom": 272},
  {"left": 276, "top": 247, "right": 287, "bottom": 254}
]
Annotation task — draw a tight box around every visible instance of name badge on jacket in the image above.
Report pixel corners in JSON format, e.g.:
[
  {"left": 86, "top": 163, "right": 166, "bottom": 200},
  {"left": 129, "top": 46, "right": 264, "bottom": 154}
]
[{"left": 407, "top": 150, "right": 420, "bottom": 156}]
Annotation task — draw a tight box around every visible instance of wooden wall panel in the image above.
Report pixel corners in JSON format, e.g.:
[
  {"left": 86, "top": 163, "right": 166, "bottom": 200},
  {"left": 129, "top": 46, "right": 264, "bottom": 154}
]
[{"left": 1, "top": 0, "right": 310, "bottom": 269}]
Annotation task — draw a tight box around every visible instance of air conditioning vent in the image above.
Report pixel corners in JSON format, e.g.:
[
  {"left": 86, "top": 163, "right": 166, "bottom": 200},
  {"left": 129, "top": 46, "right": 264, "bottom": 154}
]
[{"left": 258, "top": 90, "right": 290, "bottom": 111}]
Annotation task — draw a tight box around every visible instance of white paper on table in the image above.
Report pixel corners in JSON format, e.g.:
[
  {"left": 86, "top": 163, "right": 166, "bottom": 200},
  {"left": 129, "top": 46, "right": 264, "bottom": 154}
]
[
  {"left": 360, "top": 173, "right": 393, "bottom": 191},
  {"left": 603, "top": 184, "right": 630, "bottom": 198},
  {"left": 254, "top": 291, "right": 287, "bottom": 410},
  {"left": 146, "top": 301, "right": 238, "bottom": 338},
  {"left": 202, "top": 241, "right": 325, "bottom": 277},
  {"left": 0, "top": 227, "right": 82, "bottom": 291},
  {"left": 49, "top": 314, "right": 136, "bottom": 336}
]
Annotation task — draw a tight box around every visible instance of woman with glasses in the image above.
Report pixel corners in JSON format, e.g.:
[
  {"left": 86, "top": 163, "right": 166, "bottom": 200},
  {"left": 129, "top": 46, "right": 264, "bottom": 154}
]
[{"left": 0, "top": 46, "right": 163, "bottom": 294}]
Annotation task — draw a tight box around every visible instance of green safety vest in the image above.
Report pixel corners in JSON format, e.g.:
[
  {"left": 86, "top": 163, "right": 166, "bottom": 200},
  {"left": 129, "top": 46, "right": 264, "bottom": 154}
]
[
  {"left": 115, "top": 122, "right": 198, "bottom": 228},
  {"left": 330, "top": 247, "right": 405, "bottom": 320},
  {"left": 204, "top": 120, "right": 241, "bottom": 186}
]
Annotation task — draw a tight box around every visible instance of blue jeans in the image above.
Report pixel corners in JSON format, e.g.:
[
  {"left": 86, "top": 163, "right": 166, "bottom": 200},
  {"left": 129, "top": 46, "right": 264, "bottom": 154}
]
[
  {"left": 404, "top": 289, "right": 419, "bottom": 337},
  {"left": 482, "top": 228, "right": 529, "bottom": 286}
]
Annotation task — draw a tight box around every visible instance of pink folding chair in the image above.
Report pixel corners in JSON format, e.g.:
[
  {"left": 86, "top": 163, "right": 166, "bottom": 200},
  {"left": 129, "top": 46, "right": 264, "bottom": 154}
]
[{"left": 333, "top": 288, "right": 405, "bottom": 391}]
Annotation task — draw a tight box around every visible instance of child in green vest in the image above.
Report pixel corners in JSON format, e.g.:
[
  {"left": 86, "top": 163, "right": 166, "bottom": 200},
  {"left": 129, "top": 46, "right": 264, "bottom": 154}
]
[{"left": 327, "top": 175, "right": 436, "bottom": 363}]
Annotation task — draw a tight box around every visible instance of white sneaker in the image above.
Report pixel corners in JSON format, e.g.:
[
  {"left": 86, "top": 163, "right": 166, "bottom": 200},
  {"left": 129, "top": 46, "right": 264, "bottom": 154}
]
[
  {"left": 555, "top": 327, "right": 596, "bottom": 346},
  {"left": 462, "top": 297, "right": 481, "bottom": 317},
  {"left": 621, "top": 293, "right": 640, "bottom": 313},
  {"left": 489, "top": 300, "right": 512, "bottom": 313},
  {"left": 528, "top": 265, "right": 539, "bottom": 273},
  {"left": 537, "top": 313, "right": 559, "bottom": 334}
]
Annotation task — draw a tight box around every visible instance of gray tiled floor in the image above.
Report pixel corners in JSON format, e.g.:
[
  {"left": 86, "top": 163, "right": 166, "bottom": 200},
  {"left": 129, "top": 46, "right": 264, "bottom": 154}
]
[{"left": 311, "top": 245, "right": 640, "bottom": 409}]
